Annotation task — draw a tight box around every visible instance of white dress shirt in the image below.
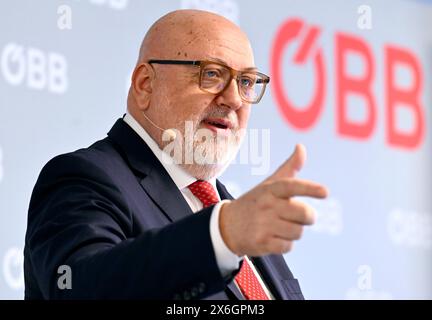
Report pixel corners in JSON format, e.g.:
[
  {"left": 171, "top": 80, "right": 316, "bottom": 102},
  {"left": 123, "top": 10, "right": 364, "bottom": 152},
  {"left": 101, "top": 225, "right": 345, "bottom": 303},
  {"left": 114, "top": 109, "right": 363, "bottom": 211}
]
[{"left": 123, "top": 113, "right": 273, "bottom": 299}]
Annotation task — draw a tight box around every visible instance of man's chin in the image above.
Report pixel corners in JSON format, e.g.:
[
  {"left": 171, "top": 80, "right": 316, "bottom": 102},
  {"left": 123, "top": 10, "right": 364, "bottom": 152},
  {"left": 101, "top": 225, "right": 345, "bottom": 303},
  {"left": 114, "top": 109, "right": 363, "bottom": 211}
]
[
  {"left": 180, "top": 163, "right": 226, "bottom": 181},
  {"left": 176, "top": 139, "right": 241, "bottom": 180}
]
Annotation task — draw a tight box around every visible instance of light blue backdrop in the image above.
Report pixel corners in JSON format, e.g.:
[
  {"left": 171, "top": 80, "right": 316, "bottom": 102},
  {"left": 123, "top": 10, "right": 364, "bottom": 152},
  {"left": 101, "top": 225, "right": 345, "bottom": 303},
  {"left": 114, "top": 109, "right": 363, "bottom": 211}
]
[{"left": 0, "top": 0, "right": 431, "bottom": 299}]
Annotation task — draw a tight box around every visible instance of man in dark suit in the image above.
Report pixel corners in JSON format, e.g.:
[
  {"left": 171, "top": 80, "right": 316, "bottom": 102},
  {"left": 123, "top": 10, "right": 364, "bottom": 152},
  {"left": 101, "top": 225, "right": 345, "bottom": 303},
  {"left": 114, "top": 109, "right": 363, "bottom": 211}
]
[{"left": 25, "top": 9, "right": 328, "bottom": 300}]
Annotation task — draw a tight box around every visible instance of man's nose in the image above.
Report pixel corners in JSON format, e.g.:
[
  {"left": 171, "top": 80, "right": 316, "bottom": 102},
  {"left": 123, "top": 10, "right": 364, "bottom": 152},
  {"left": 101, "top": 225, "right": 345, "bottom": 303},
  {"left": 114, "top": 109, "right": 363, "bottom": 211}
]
[{"left": 216, "top": 78, "right": 244, "bottom": 111}]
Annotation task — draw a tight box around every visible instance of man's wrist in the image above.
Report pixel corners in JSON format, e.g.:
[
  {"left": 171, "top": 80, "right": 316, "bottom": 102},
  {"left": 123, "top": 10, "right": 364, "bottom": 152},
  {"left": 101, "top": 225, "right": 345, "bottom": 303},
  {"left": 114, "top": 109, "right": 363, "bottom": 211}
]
[
  {"left": 218, "top": 201, "right": 239, "bottom": 255},
  {"left": 209, "top": 200, "right": 242, "bottom": 277}
]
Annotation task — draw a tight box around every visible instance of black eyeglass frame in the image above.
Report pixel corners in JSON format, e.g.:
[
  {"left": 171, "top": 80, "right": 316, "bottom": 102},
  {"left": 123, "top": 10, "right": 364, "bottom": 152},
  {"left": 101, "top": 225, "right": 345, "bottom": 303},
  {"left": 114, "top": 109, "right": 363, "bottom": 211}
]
[{"left": 148, "top": 59, "right": 270, "bottom": 104}]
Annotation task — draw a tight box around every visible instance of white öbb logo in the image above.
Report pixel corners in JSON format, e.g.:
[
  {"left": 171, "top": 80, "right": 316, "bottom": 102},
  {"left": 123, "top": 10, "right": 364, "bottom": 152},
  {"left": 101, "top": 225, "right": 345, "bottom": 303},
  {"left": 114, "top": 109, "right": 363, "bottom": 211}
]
[{"left": 1, "top": 43, "right": 68, "bottom": 94}]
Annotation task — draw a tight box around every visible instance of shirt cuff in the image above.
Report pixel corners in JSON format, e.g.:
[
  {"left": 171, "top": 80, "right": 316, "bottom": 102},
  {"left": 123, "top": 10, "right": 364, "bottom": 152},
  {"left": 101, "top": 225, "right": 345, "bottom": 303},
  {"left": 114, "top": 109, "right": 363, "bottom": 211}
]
[{"left": 210, "top": 200, "right": 243, "bottom": 277}]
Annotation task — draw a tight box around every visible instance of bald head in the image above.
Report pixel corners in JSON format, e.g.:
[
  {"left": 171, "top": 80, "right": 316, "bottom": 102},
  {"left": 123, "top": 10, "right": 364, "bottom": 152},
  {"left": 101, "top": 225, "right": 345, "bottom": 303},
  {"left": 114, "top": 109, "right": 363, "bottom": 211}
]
[{"left": 137, "top": 9, "right": 254, "bottom": 67}]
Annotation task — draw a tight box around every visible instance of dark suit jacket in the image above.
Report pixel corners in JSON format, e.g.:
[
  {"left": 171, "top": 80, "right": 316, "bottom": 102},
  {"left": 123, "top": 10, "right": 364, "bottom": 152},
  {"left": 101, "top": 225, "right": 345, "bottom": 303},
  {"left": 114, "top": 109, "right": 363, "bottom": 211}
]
[{"left": 24, "top": 118, "right": 305, "bottom": 300}]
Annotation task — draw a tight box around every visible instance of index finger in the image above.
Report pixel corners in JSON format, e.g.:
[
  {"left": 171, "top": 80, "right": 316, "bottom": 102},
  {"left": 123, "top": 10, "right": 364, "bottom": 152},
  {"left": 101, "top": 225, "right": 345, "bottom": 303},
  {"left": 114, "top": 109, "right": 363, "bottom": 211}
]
[{"left": 270, "top": 178, "right": 329, "bottom": 199}]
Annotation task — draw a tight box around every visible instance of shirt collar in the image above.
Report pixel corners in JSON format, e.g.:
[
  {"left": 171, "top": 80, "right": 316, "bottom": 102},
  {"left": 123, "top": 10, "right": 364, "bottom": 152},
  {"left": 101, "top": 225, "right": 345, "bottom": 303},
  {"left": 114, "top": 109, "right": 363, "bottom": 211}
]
[{"left": 123, "top": 112, "right": 217, "bottom": 191}]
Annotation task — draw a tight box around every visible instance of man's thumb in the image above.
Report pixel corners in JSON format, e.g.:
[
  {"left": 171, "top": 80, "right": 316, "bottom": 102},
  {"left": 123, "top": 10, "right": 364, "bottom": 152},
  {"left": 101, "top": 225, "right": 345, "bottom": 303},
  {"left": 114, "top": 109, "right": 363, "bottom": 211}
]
[{"left": 269, "top": 144, "right": 307, "bottom": 180}]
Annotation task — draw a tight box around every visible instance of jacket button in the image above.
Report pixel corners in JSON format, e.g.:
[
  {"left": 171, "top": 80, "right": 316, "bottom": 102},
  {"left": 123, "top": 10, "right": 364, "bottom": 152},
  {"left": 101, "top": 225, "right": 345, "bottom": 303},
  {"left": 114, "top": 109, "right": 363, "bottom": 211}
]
[
  {"left": 198, "top": 283, "right": 206, "bottom": 293},
  {"left": 191, "top": 287, "right": 199, "bottom": 298},
  {"left": 183, "top": 291, "right": 191, "bottom": 300}
]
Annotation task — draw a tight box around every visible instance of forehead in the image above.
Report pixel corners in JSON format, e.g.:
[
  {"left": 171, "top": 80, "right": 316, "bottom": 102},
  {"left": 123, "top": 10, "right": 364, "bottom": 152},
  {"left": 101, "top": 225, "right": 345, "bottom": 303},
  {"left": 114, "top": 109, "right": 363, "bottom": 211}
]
[
  {"left": 193, "top": 44, "right": 253, "bottom": 71},
  {"left": 170, "top": 27, "right": 255, "bottom": 70}
]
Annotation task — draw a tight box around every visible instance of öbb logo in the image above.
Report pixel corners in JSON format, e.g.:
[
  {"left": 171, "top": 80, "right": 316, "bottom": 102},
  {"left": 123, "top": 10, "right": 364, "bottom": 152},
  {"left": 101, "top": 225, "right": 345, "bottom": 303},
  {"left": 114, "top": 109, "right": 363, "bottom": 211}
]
[
  {"left": 1, "top": 43, "right": 68, "bottom": 94},
  {"left": 271, "top": 18, "right": 425, "bottom": 150}
]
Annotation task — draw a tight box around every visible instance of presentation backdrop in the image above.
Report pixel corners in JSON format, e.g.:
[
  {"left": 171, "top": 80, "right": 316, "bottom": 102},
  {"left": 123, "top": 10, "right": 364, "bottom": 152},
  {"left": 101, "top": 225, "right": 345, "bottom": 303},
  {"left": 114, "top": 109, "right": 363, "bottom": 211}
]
[{"left": 0, "top": 0, "right": 431, "bottom": 299}]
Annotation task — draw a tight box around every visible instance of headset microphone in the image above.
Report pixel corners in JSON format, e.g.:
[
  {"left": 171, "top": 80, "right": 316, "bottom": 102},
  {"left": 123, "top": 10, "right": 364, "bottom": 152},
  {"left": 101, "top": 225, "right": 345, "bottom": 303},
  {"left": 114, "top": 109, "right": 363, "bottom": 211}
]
[{"left": 142, "top": 112, "right": 177, "bottom": 141}]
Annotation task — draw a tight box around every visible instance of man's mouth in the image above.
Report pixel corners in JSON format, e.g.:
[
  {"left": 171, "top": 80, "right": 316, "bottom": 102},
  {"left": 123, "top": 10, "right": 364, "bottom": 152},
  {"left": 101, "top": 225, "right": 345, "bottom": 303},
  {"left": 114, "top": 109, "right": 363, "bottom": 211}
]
[{"left": 201, "top": 118, "right": 233, "bottom": 133}]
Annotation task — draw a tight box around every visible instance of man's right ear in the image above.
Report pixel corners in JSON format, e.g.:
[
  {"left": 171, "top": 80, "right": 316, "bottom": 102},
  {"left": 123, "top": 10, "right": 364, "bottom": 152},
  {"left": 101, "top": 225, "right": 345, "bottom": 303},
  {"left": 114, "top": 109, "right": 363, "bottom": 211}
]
[{"left": 131, "top": 63, "right": 155, "bottom": 111}]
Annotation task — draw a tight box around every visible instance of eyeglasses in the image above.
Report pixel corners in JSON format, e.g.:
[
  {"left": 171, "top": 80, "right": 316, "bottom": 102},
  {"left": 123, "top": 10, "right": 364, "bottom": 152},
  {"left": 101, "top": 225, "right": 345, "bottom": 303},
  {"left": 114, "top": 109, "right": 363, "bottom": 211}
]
[{"left": 148, "top": 59, "right": 270, "bottom": 104}]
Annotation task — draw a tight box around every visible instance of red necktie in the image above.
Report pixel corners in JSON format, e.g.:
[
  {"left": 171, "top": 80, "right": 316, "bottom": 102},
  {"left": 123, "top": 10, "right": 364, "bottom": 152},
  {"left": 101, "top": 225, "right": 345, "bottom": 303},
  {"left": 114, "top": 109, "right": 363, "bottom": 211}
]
[{"left": 188, "top": 180, "right": 270, "bottom": 300}]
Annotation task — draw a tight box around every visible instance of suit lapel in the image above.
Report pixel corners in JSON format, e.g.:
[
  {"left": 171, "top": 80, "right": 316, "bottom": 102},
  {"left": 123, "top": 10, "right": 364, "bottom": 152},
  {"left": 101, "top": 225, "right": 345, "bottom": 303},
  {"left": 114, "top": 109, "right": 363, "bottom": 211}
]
[
  {"left": 107, "top": 119, "right": 193, "bottom": 223},
  {"left": 139, "top": 169, "right": 194, "bottom": 222},
  {"left": 251, "top": 256, "right": 287, "bottom": 300}
]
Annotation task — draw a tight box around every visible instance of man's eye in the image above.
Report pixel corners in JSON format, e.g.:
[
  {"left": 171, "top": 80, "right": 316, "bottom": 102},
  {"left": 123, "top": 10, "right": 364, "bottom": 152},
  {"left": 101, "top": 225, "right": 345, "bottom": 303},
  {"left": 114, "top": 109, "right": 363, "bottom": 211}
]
[
  {"left": 240, "top": 77, "right": 255, "bottom": 87},
  {"left": 203, "top": 69, "right": 220, "bottom": 78}
]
